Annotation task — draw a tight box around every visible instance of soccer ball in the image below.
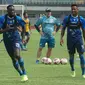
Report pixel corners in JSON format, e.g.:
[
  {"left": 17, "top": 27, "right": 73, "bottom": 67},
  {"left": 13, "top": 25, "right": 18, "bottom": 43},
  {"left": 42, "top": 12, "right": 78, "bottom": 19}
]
[
  {"left": 60, "top": 58, "right": 68, "bottom": 65},
  {"left": 41, "top": 57, "right": 47, "bottom": 63},
  {"left": 53, "top": 58, "right": 60, "bottom": 65},
  {"left": 44, "top": 58, "right": 52, "bottom": 64}
]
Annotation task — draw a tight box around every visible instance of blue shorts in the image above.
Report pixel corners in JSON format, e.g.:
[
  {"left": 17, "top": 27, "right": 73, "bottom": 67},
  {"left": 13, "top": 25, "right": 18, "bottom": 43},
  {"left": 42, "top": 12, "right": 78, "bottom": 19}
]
[
  {"left": 3, "top": 39, "right": 20, "bottom": 58},
  {"left": 67, "top": 39, "right": 84, "bottom": 54},
  {"left": 39, "top": 37, "right": 55, "bottom": 48}
]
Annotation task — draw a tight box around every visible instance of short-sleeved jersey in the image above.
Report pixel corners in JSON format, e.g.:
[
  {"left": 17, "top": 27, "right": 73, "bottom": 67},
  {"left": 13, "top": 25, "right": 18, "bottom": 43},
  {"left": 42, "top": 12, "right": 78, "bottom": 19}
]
[
  {"left": 62, "top": 15, "right": 85, "bottom": 41},
  {"left": 35, "top": 15, "right": 60, "bottom": 38},
  {"left": 23, "top": 18, "right": 30, "bottom": 32},
  {"left": 0, "top": 15, "right": 25, "bottom": 42}
]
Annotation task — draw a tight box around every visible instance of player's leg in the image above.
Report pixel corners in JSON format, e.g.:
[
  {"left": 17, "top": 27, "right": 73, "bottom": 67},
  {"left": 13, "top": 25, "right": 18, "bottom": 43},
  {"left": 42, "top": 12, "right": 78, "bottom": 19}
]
[
  {"left": 47, "top": 37, "right": 55, "bottom": 58},
  {"left": 36, "top": 47, "right": 43, "bottom": 64},
  {"left": 14, "top": 42, "right": 28, "bottom": 81},
  {"left": 79, "top": 53, "right": 85, "bottom": 78},
  {"left": 36, "top": 38, "right": 46, "bottom": 64},
  {"left": 67, "top": 41, "right": 76, "bottom": 77},
  {"left": 24, "top": 32, "right": 30, "bottom": 50},
  {"left": 20, "top": 32, "right": 26, "bottom": 50},
  {"left": 4, "top": 40, "right": 23, "bottom": 76},
  {"left": 69, "top": 53, "right": 75, "bottom": 77},
  {"left": 46, "top": 48, "right": 52, "bottom": 58},
  {"left": 11, "top": 57, "right": 23, "bottom": 76},
  {"left": 77, "top": 41, "right": 85, "bottom": 78}
]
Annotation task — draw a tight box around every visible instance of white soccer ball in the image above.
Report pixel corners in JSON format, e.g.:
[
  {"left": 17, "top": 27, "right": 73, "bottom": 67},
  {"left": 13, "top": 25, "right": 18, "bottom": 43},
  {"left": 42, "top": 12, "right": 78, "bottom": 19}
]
[
  {"left": 60, "top": 58, "right": 68, "bottom": 65},
  {"left": 44, "top": 58, "right": 52, "bottom": 64},
  {"left": 53, "top": 58, "right": 60, "bottom": 65},
  {"left": 41, "top": 57, "right": 47, "bottom": 63}
]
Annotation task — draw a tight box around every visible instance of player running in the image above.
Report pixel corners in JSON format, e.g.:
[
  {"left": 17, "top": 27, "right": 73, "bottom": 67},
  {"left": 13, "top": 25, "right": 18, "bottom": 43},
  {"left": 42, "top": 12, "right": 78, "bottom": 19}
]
[{"left": 0, "top": 5, "right": 28, "bottom": 81}]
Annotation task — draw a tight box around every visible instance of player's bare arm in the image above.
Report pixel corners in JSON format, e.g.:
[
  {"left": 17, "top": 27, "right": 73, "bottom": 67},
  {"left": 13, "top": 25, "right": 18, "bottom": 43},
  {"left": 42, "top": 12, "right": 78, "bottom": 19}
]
[
  {"left": 60, "top": 26, "right": 65, "bottom": 46},
  {"left": 82, "top": 29, "right": 85, "bottom": 42}
]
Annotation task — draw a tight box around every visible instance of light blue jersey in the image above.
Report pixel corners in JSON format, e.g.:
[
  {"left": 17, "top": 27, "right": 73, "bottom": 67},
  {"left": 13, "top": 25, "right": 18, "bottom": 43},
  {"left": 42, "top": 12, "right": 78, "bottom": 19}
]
[
  {"left": 35, "top": 15, "right": 60, "bottom": 48},
  {"left": 35, "top": 15, "right": 60, "bottom": 38}
]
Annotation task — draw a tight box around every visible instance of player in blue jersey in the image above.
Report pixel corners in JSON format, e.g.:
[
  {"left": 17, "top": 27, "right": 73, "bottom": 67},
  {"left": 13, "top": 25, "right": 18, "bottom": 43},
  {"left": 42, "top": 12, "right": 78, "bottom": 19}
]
[
  {"left": 60, "top": 4, "right": 85, "bottom": 78},
  {"left": 0, "top": 5, "right": 28, "bottom": 81},
  {"left": 34, "top": 8, "right": 60, "bottom": 64}
]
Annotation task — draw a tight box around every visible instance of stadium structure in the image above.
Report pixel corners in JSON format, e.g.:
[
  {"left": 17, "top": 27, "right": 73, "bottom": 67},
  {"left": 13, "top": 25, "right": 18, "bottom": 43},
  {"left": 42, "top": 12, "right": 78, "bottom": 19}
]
[{"left": 0, "top": 0, "right": 85, "bottom": 25}]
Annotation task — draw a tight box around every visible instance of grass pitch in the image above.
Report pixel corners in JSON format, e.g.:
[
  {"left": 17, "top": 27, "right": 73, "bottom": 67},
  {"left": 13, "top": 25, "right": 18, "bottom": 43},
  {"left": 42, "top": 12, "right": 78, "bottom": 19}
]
[{"left": 0, "top": 30, "right": 85, "bottom": 85}]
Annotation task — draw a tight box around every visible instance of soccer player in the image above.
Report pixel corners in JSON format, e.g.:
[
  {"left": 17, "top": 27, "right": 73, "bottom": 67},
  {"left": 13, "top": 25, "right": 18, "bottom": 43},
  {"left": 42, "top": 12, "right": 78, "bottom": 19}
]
[
  {"left": 21, "top": 12, "right": 31, "bottom": 50},
  {"left": 0, "top": 5, "right": 28, "bottom": 81},
  {"left": 34, "top": 8, "right": 60, "bottom": 64},
  {"left": 60, "top": 4, "right": 85, "bottom": 78}
]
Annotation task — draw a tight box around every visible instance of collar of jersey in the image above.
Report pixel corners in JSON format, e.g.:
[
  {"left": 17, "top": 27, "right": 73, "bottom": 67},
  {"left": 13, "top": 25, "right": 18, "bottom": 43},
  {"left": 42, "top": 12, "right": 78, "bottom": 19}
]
[
  {"left": 7, "top": 16, "right": 14, "bottom": 19},
  {"left": 71, "top": 14, "right": 78, "bottom": 18}
]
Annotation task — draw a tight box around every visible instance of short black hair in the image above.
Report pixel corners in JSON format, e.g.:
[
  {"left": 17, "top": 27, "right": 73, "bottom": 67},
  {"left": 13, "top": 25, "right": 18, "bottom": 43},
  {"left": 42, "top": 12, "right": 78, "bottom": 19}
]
[
  {"left": 71, "top": 4, "right": 78, "bottom": 7},
  {"left": 17, "top": 14, "right": 20, "bottom": 16},
  {"left": 23, "top": 11, "right": 28, "bottom": 15},
  {"left": 45, "top": 8, "right": 51, "bottom": 12},
  {"left": 7, "top": 5, "right": 14, "bottom": 9}
]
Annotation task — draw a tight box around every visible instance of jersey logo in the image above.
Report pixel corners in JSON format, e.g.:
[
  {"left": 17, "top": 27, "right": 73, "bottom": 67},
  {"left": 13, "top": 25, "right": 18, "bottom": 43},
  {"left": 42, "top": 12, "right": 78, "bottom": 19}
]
[{"left": 15, "top": 43, "right": 20, "bottom": 48}]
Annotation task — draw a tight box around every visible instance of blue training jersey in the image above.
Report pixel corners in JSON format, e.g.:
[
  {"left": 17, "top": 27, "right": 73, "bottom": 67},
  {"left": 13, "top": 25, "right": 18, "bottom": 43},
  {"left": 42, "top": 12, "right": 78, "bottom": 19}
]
[
  {"left": 0, "top": 15, "right": 25, "bottom": 41},
  {"left": 35, "top": 15, "right": 60, "bottom": 38},
  {"left": 62, "top": 15, "right": 85, "bottom": 41}
]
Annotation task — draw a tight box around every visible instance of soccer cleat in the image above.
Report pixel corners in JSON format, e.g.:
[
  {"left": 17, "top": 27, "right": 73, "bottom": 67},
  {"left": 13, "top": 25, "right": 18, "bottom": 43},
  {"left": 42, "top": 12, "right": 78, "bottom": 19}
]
[
  {"left": 21, "top": 75, "right": 28, "bottom": 82},
  {"left": 82, "top": 75, "right": 85, "bottom": 78},
  {"left": 71, "top": 71, "right": 76, "bottom": 77},
  {"left": 36, "top": 60, "right": 39, "bottom": 64}
]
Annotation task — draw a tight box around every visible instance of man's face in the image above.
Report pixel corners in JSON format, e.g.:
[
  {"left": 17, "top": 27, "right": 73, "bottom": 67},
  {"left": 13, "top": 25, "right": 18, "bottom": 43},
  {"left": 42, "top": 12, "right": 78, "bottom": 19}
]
[
  {"left": 24, "top": 13, "right": 28, "bottom": 18},
  {"left": 45, "top": 11, "right": 51, "bottom": 17},
  {"left": 7, "top": 6, "right": 15, "bottom": 17},
  {"left": 71, "top": 6, "right": 78, "bottom": 16}
]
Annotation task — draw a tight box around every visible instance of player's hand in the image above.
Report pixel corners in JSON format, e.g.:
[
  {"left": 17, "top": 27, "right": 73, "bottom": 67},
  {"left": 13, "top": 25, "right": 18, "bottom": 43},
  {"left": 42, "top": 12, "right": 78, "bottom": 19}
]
[
  {"left": 52, "top": 31, "right": 56, "bottom": 36},
  {"left": 5, "top": 24, "right": 10, "bottom": 31},
  {"left": 60, "top": 38, "right": 64, "bottom": 46},
  {"left": 17, "top": 26, "right": 22, "bottom": 32},
  {"left": 22, "top": 39, "right": 26, "bottom": 44},
  {"left": 39, "top": 31, "right": 43, "bottom": 36}
]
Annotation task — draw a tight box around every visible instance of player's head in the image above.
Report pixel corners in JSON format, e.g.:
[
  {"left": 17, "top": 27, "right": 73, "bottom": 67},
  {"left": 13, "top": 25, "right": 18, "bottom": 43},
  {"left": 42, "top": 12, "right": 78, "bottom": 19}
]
[
  {"left": 7, "top": 5, "right": 15, "bottom": 17},
  {"left": 16, "top": 14, "right": 20, "bottom": 16},
  {"left": 23, "top": 12, "right": 28, "bottom": 18},
  {"left": 71, "top": 4, "right": 78, "bottom": 16},
  {"left": 45, "top": 8, "right": 52, "bottom": 17}
]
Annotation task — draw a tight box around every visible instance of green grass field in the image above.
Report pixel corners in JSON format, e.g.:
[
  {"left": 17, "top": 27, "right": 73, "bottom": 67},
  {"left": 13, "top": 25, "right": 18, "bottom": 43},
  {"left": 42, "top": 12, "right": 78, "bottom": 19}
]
[{"left": 0, "top": 30, "right": 85, "bottom": 85}]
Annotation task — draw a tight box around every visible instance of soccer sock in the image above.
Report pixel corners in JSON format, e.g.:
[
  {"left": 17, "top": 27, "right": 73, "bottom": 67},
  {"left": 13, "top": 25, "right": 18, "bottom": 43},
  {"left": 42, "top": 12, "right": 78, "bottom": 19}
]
[
  {"left": 79, "top": 54, "right": 85, "bottom": 75},
  {"left": 69, "top": 55, "right": 74, "bottom": 71},
  {"left": 12, "top": 60, "right": 23, "bottom": 75},
  {"left": 18, "top": 57, "right": 26, "bottom": 75}
]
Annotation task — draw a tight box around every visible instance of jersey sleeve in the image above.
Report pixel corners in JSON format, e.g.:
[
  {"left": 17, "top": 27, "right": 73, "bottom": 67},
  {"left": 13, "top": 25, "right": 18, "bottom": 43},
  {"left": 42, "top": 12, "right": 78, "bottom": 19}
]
[
  {"left": 62, "top": 16, "right": 68, "bottom": 28},
  {"left": 0, "top": 16, "right": 5, "bottom": 29},
  {"left": 16, "top": 16, "right": 26, "bottom": 28},
  {"left": 35, "top": 17, "right": 42, "bottom": 27},
  {"left": 80, "top": 16, "right": 85, "bottom": 29},
  {"left": 55, "top": 18, "right": 61, "bottom": 26}
]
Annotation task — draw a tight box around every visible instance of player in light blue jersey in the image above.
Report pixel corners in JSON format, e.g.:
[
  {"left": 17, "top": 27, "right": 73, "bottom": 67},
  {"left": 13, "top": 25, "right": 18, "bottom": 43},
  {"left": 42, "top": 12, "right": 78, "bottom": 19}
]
[
  {"left": 60, "top": 4, "right": 85, "bottom": 78},
  {"left": 34, "top": 8, "right": 60, "bottom": 64},
  {"left": 0, "top": 5, "right": 28, "bottom": 81}
]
